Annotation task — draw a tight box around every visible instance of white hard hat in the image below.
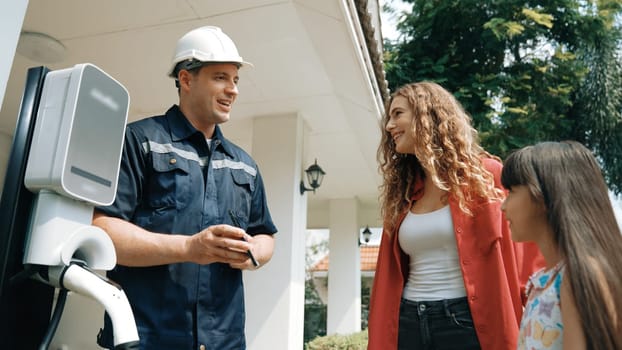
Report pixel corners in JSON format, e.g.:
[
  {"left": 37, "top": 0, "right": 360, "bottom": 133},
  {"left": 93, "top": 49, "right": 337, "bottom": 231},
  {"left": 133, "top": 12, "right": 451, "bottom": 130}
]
[{"left": 167, "top": 26, "right": 252, "bottom": 78}]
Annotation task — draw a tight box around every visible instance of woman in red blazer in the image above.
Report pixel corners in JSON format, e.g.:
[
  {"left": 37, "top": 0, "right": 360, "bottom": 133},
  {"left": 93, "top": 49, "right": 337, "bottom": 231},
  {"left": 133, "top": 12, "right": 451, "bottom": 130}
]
[{"left": 368, "top": 81, "right": 543, "bottom": 350}]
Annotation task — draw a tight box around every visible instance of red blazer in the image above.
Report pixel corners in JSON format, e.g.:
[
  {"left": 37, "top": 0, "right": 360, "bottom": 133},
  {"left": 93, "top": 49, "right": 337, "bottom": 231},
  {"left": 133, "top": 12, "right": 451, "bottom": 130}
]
[{"left": 367, "top": 158, "right": 544, "bottom": 350}]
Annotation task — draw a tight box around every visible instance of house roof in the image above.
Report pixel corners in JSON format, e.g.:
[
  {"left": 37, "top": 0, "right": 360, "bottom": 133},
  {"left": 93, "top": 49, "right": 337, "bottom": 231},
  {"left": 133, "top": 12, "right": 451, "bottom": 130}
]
[
  {"left": 311, "top": 245, "right": 380, "bottom": 272},
  {"left": 355, "top": 0, "right": 390, "bottom": 104},
  {"left": 2, "top": 0, "right": 389, "bottom": 229}
]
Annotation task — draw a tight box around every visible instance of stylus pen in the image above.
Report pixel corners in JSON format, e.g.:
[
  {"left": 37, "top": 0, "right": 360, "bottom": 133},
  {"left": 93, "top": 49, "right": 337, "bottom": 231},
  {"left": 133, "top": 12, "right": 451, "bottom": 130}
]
[{"left": 228, "top": 210, "right": 260, "bottom": 267}]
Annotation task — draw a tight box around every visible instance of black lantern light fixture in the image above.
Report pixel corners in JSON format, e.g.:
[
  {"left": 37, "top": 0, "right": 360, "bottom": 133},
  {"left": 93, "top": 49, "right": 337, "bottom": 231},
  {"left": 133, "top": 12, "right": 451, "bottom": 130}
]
[
  {"left": 299, "top": 159, "right": 326, "bottom": 195},
  {"left": 360, "top": 226, "right": 372, "bottom": 246}
]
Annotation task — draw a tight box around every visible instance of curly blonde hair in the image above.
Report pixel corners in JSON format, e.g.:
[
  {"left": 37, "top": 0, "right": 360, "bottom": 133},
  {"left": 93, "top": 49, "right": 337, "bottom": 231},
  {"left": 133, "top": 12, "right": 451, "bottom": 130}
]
[{"left": 378, "top": 82, "right": 503, "bottom": 232}]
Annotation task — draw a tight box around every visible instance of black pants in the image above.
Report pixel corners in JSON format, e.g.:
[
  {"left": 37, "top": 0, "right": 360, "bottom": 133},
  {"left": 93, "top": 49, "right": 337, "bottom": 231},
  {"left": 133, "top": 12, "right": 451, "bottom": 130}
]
[{"left": 397, "top": 297, "right": 481, "bottom": 350}]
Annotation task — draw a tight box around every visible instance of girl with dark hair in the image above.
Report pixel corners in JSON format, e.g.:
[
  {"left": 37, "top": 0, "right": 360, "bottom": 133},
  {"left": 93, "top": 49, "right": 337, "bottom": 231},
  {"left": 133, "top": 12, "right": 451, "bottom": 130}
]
[
  {"left": 368, "top": 81, "right": 543, "bottom": 350},
  {"left": 501, "top": 140, "right": 622, "bottom": 350}
]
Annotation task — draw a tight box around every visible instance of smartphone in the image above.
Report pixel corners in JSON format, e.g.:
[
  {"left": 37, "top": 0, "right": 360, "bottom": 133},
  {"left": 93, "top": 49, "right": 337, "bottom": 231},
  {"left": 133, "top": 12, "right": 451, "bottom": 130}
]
[{"left": 228, "top": 210, "right": 260, "bottom": 267}]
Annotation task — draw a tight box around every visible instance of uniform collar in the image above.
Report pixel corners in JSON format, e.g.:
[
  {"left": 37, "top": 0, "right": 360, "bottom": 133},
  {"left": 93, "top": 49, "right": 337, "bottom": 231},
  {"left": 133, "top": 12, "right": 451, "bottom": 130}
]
[{"left": 165, "top": 105, "right": 236, "bottom": 157}]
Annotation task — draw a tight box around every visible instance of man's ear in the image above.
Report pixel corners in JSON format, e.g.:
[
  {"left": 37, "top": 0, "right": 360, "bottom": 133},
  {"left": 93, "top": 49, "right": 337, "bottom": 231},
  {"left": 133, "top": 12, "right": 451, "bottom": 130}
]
[{"left": 177, "top": 70, "right": 192, "bottom": 92}]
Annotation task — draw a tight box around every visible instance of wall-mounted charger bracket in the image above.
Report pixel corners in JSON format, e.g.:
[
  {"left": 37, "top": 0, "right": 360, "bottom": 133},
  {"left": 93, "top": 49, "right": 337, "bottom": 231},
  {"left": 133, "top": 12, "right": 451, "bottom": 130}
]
[{"left": 23, "top": 190, "right": 116, "bottom": 269}]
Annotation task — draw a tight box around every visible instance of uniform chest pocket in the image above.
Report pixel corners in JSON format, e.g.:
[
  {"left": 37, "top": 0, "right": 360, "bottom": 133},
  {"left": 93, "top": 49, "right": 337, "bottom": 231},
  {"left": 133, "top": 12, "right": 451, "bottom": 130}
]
[
  {"left": 229, "top": 169, "right": 255, "bottom": 212},
  {"left": 147, "top": 153, "right": 193, "bottom": 210}
]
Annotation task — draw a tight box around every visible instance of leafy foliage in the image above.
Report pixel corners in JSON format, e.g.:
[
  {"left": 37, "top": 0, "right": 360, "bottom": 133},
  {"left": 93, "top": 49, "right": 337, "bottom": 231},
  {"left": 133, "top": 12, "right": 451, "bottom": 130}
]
[
  {"left": 305, "top": 329, "right": 368, "bottom": 350},
  {"left": 569, "top": 25, "right": 622, "bottom": 194},
  {"left": 384, "top": 0, "right": 622, "bottom": 194},
  {"left": 304, "top": 303, "right": 327, "bottom": 344}
]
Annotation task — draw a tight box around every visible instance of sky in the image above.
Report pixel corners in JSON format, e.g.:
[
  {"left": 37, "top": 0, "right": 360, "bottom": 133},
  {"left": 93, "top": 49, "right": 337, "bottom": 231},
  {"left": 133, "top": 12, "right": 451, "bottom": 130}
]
[
  {"left": 379, "top": 0, "right": 409, "bottom": 41},
  {"left": 609, "top": 192, "right": 622, "bottom": 229}
]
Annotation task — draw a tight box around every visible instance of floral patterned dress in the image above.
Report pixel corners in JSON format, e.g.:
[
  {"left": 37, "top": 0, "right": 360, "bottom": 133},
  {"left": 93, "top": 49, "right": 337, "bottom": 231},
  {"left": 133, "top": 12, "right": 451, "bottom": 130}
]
[{"left": 517, "top": 261, "right": 565, "bottom": 350}]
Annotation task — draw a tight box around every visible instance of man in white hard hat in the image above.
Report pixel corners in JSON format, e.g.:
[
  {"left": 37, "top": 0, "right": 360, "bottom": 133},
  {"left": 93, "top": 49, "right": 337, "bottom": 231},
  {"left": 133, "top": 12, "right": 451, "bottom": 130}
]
[{"left": 93, "top": 26, "right": 277, "bottom": 350}]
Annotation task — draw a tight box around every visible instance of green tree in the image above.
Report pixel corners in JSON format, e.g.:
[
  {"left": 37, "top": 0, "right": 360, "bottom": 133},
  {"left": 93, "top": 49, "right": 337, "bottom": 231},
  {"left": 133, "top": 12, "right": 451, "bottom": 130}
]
[
  {"left": 383, "top": 0, "right": 622, "bottom": 194},
  {"left": 569, "top": 11, "right": 622, "bottom": 194}
]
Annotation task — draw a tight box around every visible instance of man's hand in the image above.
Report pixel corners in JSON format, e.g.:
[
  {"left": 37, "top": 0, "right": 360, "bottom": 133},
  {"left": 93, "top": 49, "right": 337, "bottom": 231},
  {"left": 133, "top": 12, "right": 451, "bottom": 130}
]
[{"left": 185, "top": 224, "right": 254, "bottom": 267}]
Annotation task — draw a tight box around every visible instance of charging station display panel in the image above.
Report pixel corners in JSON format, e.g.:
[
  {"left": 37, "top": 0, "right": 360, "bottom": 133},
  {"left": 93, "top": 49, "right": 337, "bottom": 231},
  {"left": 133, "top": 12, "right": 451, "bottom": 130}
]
[
  {"left": 24, "top": 64, "right": 129, "bottom": 206},
  {"left": 63, "top": 65, "right": 129, "bottom": 205}
]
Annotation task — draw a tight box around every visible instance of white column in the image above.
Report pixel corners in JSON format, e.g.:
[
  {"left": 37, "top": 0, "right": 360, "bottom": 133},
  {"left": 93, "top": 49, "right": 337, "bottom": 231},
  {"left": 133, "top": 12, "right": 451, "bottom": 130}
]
[
  {"left": 327, "top": 198, "right": 361, "bottom": 334},
  {"left": 244, "top": 113, "right": 306, "bottom": 350}
]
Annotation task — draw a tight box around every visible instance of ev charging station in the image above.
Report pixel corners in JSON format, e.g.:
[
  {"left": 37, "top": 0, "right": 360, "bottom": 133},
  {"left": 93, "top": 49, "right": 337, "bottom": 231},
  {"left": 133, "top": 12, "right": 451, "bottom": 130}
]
[{"left": 0, "top": 64, "right": 139, "bottom": 349}]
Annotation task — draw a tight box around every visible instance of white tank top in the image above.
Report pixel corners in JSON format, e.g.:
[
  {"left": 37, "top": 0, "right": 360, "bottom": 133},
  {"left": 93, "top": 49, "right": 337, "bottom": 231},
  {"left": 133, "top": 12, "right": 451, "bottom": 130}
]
[{"left": 398, "top": 205, "right": 467, "bottom": 301}]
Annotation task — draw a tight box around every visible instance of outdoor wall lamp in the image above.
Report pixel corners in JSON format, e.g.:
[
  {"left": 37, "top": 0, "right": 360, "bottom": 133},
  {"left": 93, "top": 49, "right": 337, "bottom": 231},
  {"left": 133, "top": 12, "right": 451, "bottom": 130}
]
[
  {"left": 359, "top": 226, "right": 372, "bottom": 246},
  {"left": 300, "top": 159, "right": 326, "bottom": 195}
]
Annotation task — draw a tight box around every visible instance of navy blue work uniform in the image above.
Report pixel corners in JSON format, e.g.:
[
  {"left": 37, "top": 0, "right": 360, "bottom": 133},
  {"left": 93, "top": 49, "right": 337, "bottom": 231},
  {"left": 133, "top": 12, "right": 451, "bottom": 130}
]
[{"left": 96, "top": 105, "right": 277, "bottom": 350}]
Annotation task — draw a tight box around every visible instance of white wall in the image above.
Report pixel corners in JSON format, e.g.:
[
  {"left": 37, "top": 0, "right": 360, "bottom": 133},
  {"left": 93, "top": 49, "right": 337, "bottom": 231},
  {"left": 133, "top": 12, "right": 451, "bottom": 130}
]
[
  {"left": 0, "top": 132, "right": 11, "bottom": 188},
  {"left": 0, "top": 0, "right": 28, "bottom": 110},
  {"left": 0, "top": 0, "right": 28, "bottom": 188}
]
